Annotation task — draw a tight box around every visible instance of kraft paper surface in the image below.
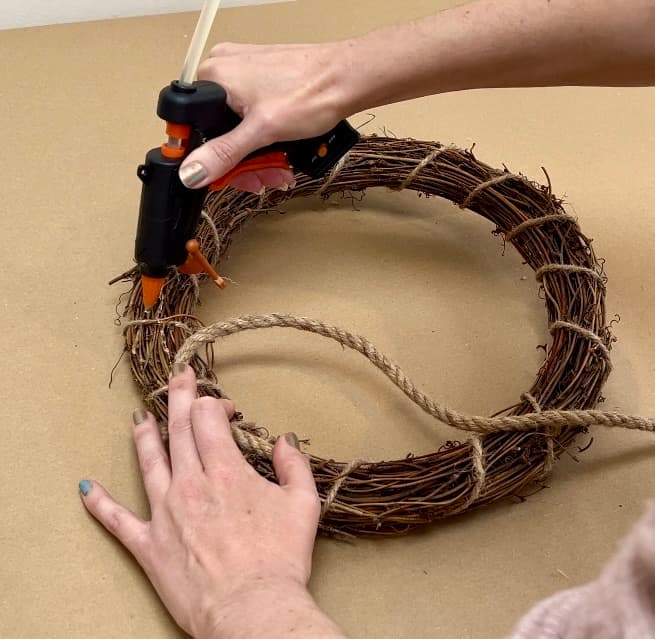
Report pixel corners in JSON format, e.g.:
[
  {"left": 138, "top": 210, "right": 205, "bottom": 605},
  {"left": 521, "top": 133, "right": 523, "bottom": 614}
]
[{"left": 1, "top": 1, "right": 654, "bottom": 637}]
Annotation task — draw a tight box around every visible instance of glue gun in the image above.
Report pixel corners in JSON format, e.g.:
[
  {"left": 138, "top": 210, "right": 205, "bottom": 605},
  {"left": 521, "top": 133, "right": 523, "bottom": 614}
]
[{"left": 133, "top": 1, "right": 360, "bottom": 309}]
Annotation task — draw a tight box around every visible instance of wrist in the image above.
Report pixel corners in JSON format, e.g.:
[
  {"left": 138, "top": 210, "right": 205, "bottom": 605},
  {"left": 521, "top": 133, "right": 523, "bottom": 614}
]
[
  {"left": 316, "top": 39, "right": 365, "bottom": 123},
  {"left": 328, "top": 28, "right": 425, "bottom": 117},
  {"left": 196, "top": 578, "right": 346, "bottom": 639}
]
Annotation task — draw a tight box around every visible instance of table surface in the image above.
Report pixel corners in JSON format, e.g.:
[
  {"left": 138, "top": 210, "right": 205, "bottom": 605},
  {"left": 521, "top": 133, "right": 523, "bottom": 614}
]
[{"left": 1, "top": 1, "right": 654, "bottom": 637}]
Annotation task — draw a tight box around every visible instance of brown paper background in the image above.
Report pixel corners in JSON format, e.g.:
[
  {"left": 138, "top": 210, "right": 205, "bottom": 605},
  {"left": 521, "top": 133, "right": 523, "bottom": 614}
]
[{"left": 1, "top": 1, "right": 654, "bottom": 637}]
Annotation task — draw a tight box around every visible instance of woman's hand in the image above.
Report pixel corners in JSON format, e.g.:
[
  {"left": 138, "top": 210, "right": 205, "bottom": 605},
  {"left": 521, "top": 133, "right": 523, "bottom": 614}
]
[
  {"left": 179, "top": 41, "right": 349, "bottom": 193},
  {"left": 79, "top": 363, "right": 344, "bottom": 639},
  {"left": 179, "top": 0, "right": 655, "bottom": 195}
]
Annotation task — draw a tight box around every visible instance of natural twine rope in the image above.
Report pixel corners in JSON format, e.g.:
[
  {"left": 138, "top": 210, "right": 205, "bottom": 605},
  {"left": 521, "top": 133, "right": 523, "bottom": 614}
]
[
  {"left": 320, "top": 458, "right": 367, "bottom": 518},
  {"left": 504, "top": 213, "right": 578, "bottom": 242},
  {"left": 132, "top": 313, "right": 655, "bottom": 440},
  {"left": 397, "top": 146, "right": 451, "bottom": 190},
  {"left": 521, "top": 392, "right": 555, "bottom": 478},
  {"left": 459, "top": 173, "right": 517, "bottom": 210},
  {"left": 535, "top": 263, "right": 606, "bottom": 286},
  {"left": 549, "top": 320, "right": 613, "bottom": 370}
]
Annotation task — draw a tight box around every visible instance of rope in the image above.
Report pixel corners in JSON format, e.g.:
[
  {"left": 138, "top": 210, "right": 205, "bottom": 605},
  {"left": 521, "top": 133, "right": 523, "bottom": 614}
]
[
  {"left": 317, "top": 153, "right": 350, "bottom": 197},
  {"left": 451, "top": 435, "right": 486, "bottom": 514},
  {"left": 549, "top": 320, "right": 612, "bottom": 370},
  {"left": 459, "top": 173, "right": 517, "bottom": 210},
  {"left": 536, "top": 263, "right": 605, "bottom": 286},
  {"left": 505, "top": 213, "right": 578, "bottom": 242},
  {"left": 169, "top": 313, "right": 654, "bottom": 437},
  {"left": 521, "top": 391, "right": 555, "bottom": 478},
  {"left": 200, "top": 210, "right": 222, "bottom": 254},
  {"left": 321, "top": 459, "right": 367, "bottom": 517},
  {"left": 397, "top": 147, "right": 450, "bottom": 190}
]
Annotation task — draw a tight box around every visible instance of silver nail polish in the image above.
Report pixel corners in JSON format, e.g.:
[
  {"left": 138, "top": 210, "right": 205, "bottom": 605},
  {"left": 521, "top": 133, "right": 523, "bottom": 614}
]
[
  {"left": 179, "top": 162, "right": 208, "bottom": 188},
  {"left": 132, "top": 408, "right": 147, "bottom": 425},
  {"left": 171, "top": 362, "right": 188, "bottom": 377},
  {"left": 283, "top": 432, "right": 300, "bottom": 450}
]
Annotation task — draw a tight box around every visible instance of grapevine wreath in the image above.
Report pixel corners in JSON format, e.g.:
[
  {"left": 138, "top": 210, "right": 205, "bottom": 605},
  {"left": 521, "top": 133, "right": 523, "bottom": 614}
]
[{"left": 116, "top": 136, "right": 654, "bottom": 536}]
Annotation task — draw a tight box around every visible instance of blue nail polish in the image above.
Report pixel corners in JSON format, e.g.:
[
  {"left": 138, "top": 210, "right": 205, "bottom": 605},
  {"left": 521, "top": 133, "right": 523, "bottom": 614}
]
[{"left": 79, "top": 480, "right": 92, "bottom": 496}]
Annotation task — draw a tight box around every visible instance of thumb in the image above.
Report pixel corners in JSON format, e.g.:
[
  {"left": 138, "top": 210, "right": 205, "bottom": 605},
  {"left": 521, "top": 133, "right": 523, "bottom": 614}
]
[
  {"left": 273, "top": 433, "right": 317, "bottom": 493},
  {"left": 179, "top": 120, "right": 262, "bottom": 189}
]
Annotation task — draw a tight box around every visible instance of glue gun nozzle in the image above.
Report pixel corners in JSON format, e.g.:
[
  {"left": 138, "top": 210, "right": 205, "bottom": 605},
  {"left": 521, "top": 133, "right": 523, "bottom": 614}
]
[{"left": 141, "top": 275, "right": 166, "bottom": 309}]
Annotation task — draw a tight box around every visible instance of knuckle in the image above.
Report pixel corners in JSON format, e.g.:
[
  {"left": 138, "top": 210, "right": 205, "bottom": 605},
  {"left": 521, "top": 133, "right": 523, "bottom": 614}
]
[
  {"left": 207, "top": 462, "right": 238, "bottom": 484},
  {"left": 207, "top": 140, "right": 237, "bottom": 169},
  {"left": 192, "top": 395, "right": 221, "bottom": 412},
  {"left": 251, "top": 109, "right": 280, "bottom": 144},
  {"left": 168, "top": 414, "right": 192, "bottom": 434},
  {"left": 192, "top": 396, "right": 229, "bottom": 421},
  {"left": 204, "top": 466, "right": 228, "bottom": 486},
  {"left": 284, "top": 455, "right": 305, "bottom": 478},
  {"left": 286, "top": 486, "right": 320, "bottom": 520},
  {"left": 298, "top": 490, "right": 321, "bottom": 519},
  {"left": 167, "top": 374, "right": 189, "bottom": 393},
  {"left": 139, "top": 451, "right": 166, "bottom": 477},
  {"left": 197, "top": 59, "right": 214, "bottom": 80},
  {"left": 128, "top": 529, "right": 151, "bottom": 561},
  {"left": 278, "top": 456, "right": 298, "bottom": 478},
  {"left": 105, "top": 508, "right": 130, "bottom": 536},
  {"left": 176, "top": 476, "right": 203, "bottom": 502},
  {"left": 210, "top": 41, "right": 238, "bottom": 57}
]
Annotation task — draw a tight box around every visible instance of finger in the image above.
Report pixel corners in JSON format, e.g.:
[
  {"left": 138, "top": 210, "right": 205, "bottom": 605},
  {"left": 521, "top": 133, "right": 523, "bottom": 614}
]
[
  {"left": 219, "top": 398, "right": 236, "bottom": 420},
  {"left": 227, "top": 171, "right": 264, "bottom": 194},
  {"left": 272, "top": 433, "right": 317, "bottom": 493},
  {"left": 229, "top": 168, "right": 296, "bottom": 194},
  {"left": 179, "top": 121, "right": 269, "bottom": 189},
  {"left": 190, "top": 397, "right": 243, "bottom": 472},
  {"left": 263, "top": 168, "right": 296, "bottom": 190},
  {"left": 79, "top": 479, "right": 149, "bottom": 559},
  {"left": 167, "top": 363, "right": 202, "bottom": 475},
  {"left": 132, "top": 409, "right": 171, "bottom": 504}
]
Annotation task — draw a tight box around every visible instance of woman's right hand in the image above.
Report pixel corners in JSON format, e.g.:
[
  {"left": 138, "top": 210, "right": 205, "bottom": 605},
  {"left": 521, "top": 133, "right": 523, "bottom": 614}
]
[{"left": 179, "top": 41, "right": 351, "bottom": 193}]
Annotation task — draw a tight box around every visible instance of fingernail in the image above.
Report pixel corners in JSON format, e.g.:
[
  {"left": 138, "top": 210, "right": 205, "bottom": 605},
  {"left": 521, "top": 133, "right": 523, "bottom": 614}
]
[
  {"left": 171, "top": 362, "right": 187, "bottom": 377},
  {"left": 283, "top": 432, "right": 300, "bottom": 450},
  {"left": 132, "top": 408, "right": 147, "bottom": 425},
  {"left": 277, "top": 183, "right": 289, "bottom": 192},
  {"left": 179, "top": 162, "right": 208, "bottom": 188},
  {"left": 79, "top": 480, "right": 92, "bottom": 496}
]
